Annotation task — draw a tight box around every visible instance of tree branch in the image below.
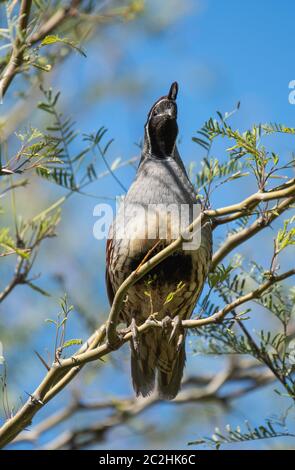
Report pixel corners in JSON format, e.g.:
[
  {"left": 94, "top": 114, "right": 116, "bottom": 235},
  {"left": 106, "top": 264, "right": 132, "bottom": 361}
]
[
  {"left": 28, "top": 0, "right": 81, "bottom": 45},
  {"left": 0, "top": 257, "right": 29, "bottom": 303},
  {"left": 183, "top": 269, "right": 295, "bottom": 328},
  {"left": 0, "top": 0, "right": 32, "bottom": 100},
  {"left": 207, "top": 178, "right": 295, "bottom": 221},
  {"left": 211, "top": 194, "right": 295, "bottom": 270}
]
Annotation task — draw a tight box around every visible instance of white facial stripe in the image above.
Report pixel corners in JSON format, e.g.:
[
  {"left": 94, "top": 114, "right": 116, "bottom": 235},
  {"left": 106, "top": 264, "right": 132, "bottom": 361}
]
[
  {"left": 147, "top": 98, "right": 168, "bottom": 121},
  {"left": 153, "top": 98, "right": 167, "bottom": 108},
  {"left": 145, "top": 120, "right": 151, "bottom": 152}
]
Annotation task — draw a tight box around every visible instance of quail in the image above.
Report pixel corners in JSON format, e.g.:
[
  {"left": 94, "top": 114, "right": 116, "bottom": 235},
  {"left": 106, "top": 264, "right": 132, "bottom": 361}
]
[{"left": 106, "top": 82, "right": 212, "bottom": 399}]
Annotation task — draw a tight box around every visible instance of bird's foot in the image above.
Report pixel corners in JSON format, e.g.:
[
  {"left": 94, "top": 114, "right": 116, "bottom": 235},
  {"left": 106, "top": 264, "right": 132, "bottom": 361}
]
[
  {"left": 161, "top": 315, "right": 173, "bottom": 334},
  {"left": 106, "top": 323, "right": 124, "bottom": 350},
  {"left": 119, "top": 326, "right": 131, "bottom": 335},
  {"left": 161, "top": 315, "right": 184, "bottom": 351}
]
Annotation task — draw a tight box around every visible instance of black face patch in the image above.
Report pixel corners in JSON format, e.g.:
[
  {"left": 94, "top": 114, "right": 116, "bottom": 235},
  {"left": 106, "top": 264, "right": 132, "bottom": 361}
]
[{"left": 148, "top": 117, "right": 178, "bottom": 157}]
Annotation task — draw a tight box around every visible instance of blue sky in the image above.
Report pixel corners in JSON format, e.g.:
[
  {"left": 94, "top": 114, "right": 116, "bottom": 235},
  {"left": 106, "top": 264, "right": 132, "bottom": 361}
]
[{"left": 1, "top": 0, "right": 295, "bottom": 450}]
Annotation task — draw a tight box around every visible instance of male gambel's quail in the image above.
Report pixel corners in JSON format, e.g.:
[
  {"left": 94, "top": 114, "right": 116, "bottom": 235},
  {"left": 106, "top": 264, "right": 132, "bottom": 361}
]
[{"left": 106, "top": 82, "right": 212, "bottom": 399}]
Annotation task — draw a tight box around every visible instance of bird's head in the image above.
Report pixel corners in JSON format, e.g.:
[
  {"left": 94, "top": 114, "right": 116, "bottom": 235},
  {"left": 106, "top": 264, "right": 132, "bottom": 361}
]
[{"left": 145, "top": 82, "right": 178, "bottom": 158}]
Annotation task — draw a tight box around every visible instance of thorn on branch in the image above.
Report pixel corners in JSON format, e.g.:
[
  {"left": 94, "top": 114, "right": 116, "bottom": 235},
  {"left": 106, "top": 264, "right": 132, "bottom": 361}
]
[
  {"left": 34, "top": 350, "right": 50, "bottom": 371},
  {"left": 25, "top": 392, "right": 44, "bottom": 406}
]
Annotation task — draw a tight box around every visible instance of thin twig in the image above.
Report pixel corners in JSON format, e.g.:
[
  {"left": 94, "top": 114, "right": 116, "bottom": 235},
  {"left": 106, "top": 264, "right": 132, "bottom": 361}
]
[
  {"left": 212, "top": 194, "right": 295, "bottom": 270},
  {"left": 28, "top": 1, "right": 81, "bottom": 45},
  {"left": 0, "top": 0, "right": 32, "bottom": 100}
]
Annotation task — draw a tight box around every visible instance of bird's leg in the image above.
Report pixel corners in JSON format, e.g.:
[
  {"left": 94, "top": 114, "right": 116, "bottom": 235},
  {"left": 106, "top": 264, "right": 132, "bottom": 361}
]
[
  {"left": 169, "top": 315, "right": 181, "bottom": 342},
  {"left": 119, "top": 318, "right": 140, "bottom": 353},
  {"left": 162, "top": 315, "right": 173, "bottom": 334},
  {"left": 176, "top": 331, "right": 184, "bottom": 352},
  {"left": 130, "top": 317, "right": 140, "bottom": 354},
  {"left": 161, "top": 315, "right": 184, "bottom": 351},
  {"left": 119, "top": 325, "right": 131, "bottom": 335},
  {"left": 167, "top": 315, "right": 184, "bottom": 352}
]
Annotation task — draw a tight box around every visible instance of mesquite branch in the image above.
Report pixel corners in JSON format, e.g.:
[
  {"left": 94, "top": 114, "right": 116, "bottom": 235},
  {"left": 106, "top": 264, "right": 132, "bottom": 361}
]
[
  {"left": 28, "top": 1, "right": 81, "bottom": 45},
  {"left": 212, "top": 194, "right": 295, "bottom": 270},
  {"left": 0, "top": 1, "right": 84, "bottom": 98},
  {"left": 0, "top": 0, "right": 32, "bottom": 99}
]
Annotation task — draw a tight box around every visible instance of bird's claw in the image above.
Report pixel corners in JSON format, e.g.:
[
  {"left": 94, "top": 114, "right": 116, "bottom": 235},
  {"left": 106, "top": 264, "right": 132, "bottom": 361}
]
[
  {"left": 176, "top": 331, "right": 184, "bottom": 352},
  {"left": 146, "top": 313, "right": 160, "bottom": 325}
]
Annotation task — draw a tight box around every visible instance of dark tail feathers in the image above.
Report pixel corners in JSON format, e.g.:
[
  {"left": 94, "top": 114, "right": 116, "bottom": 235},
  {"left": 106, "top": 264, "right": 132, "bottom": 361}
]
[{"left": 130, "top": 329, "right": 186, "bottom": 400}]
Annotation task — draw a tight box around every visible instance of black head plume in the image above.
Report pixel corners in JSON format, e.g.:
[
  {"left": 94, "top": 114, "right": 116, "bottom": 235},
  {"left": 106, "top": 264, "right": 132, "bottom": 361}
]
[
  {"left": 167, "top": 81, "right": 178, "bottom": 101},
  {"left": 145, "top": 82, "right": 179, "bottom": 158}
]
